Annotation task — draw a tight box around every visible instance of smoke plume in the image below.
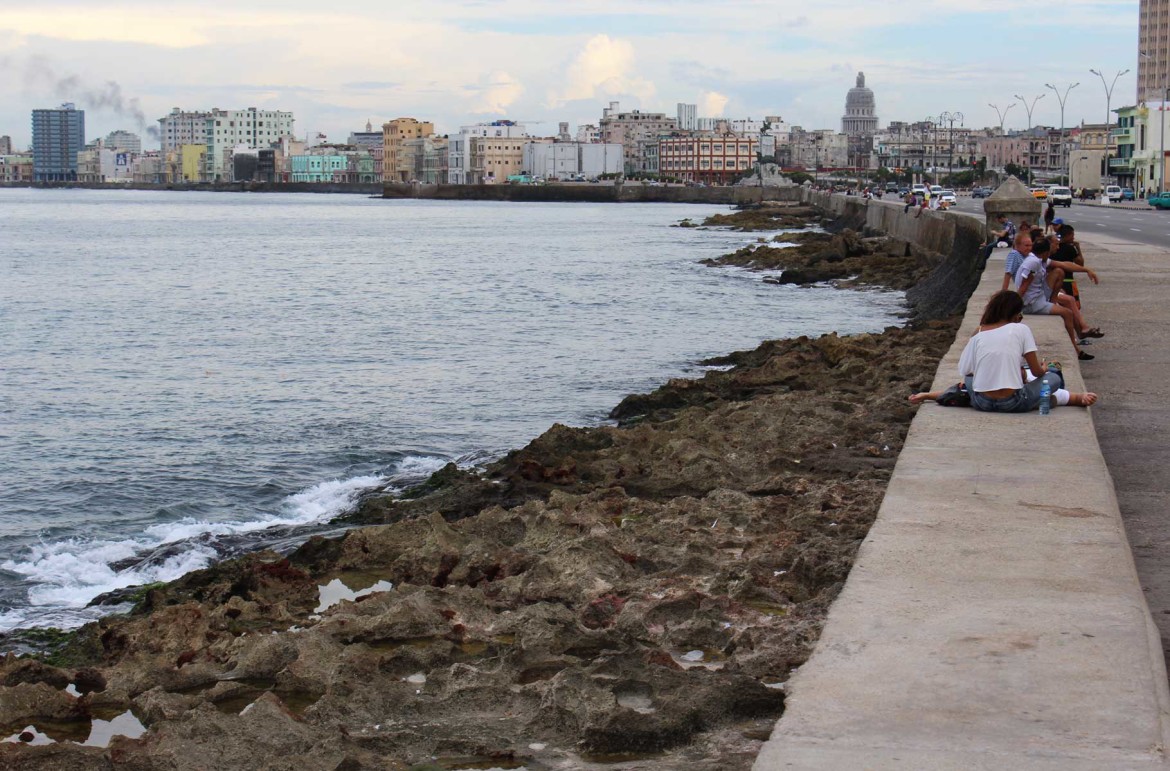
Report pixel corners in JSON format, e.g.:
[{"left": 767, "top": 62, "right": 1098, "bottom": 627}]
[{"left": 24, "top": 56, "right": 160, "bottom": 139}]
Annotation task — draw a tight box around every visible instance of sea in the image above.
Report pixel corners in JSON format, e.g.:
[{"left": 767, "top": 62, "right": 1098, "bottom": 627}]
[{"left": 0, "top": 188, "right": 906, "bottom": 634}]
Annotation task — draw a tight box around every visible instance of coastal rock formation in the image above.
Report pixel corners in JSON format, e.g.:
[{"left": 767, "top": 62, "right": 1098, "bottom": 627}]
[{"left": 0, "top": 207, "right": 961, "bottom": 770}]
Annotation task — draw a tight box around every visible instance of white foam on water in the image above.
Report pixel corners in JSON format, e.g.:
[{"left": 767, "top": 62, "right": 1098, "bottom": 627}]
[{"left": 0, "top": 460, "right": 444, "bottom": 632}]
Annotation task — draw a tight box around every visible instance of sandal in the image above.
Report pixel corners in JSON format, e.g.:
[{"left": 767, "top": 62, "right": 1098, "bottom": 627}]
[
  {"left": 1078, "top": 350, "right": 1095, "bottom": 361},
  {"left": 1082, "top": 328, "right": 1105, "bottom": 338}
]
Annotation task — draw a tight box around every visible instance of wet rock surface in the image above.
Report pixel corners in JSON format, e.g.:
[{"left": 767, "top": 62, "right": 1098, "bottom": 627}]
[{"left": 0, "top": 205, "right": 961, "bottom": 770}]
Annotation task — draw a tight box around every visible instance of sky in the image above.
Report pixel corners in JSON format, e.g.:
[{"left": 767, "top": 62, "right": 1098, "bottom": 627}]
[{"left": 0, "top": 0, "right": 1143, "bottom": 150}]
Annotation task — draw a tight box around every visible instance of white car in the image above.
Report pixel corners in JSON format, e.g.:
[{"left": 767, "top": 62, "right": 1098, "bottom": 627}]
[
  {"left": 1105, "top": 185, "right": 1123, "bottom": 202},
  {"left": 1048, "top": 186, "right": 1072, "bottom": 207},
  {"left": 929, "top": 185, "right": 944, "bottom": 198},
  {"left": 939, "top": 189, "right": 957, "bottom": 205}
]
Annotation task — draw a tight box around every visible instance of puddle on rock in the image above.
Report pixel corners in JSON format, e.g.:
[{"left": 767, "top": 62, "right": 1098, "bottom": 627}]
[
  {"left": 670, "top": 648, "right": 727, "bottom": 670},
  {"left": 1, "top": 710, "right": 145, "bottom": 747},
  {"left": 315, "top": 576, "right": 394, "bottom": 613}
]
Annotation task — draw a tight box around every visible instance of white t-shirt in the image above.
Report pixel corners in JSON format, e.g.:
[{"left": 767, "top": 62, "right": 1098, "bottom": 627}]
[
  {"left": 1015, "top": 255, "right": 1049, "bottom": 306},
  {"left": 957, "top": 323, "right": 1037, "bottom": 392}
]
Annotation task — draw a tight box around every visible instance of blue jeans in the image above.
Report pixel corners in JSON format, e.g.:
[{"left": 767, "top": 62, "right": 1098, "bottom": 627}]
[{"left": 965, "top": 372, "right": 1064, "bottom": 413}]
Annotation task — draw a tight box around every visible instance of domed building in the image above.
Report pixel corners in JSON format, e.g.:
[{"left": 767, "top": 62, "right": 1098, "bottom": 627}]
[{"left": 842, "top": 72, "right": 879, "bottom": 136}]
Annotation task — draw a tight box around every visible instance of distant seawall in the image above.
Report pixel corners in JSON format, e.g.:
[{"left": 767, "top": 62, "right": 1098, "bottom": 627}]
[
  {"left": 2, "top": 181, "right": 383, "bottom": 195},
  {"left": 382, "top": 182, "right": 802, "bottom": 205}
]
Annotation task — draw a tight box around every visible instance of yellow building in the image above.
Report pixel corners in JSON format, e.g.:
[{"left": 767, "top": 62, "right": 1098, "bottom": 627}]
[
  {"left": 382, "top": 118, "right": 434, "bottom": 182},
  {"left": 180, "top": 144, "right": 206, "bottom": 182},
  {"left": 470, "top": 136, "right": 527, "bottom": 183}
]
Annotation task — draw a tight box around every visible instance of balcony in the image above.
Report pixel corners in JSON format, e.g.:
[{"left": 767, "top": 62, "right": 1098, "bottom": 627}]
[
  {"left": 1111, "top": 127, "right": 1134, "bottom": 141},
  {"left": 1109, "top": 157, "right": 1136, "bottom": 171}
]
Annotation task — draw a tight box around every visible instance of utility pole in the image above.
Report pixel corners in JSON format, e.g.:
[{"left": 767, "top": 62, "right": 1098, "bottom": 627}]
[{"left": 989, "top": 102, "right": 1015, "bottom": 135}]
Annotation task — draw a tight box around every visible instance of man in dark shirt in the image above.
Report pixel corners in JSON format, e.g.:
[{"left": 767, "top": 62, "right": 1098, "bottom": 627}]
[{"left": 1053, "top": 222, "right": 1085, "bottom": 309}]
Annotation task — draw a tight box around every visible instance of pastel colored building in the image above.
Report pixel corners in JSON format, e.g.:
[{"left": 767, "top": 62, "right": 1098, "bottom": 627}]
[
  {"left": 290, "top": 153, "right": 349, "bottom": 182},
  {"left": 448, "top": 121, "right": 528, "bottom": 183},
  {"left": 382, "top": 118, "right": 434, "bottom": 182},
  {"left": 657, "top": 133, "right": 759, "bottom": 184}
]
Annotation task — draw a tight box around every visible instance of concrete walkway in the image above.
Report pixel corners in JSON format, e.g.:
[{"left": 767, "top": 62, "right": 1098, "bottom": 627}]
[
  {"left": 1075, "top": 233, "right": 1170, "bottom": 675},
  {"left": 754, "top": 246, "right": 1170, "bottom": 769}
]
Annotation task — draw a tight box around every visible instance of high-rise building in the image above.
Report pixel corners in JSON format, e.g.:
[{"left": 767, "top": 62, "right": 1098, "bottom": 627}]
[
  {"left": 600, "top": 102, "right": 677, "bottom": 174},
  {"left": 1140, "top": 0, "right": 1170, "bottom": 103},
  {"left": 0, "top": 135, "right": 12, "bottom": 155},
  {"left": 842, "top": 72, "right": 879, "bottom": 136},
  {"left": 677, "top": 103, "right": 697, "bottom": 131},
  {"left": 32, "top": 103, "right": 85, "bottom": 182}
]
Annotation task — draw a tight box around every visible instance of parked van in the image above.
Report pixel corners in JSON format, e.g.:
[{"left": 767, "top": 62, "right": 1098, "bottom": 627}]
[{"left": 1105, "top": 185, "right": 1123, "bottom": 202}]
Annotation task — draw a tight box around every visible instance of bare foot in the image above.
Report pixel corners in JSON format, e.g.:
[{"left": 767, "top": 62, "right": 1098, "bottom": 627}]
[
  {"left": 908, "top": 392, "right": 933, "bottom": 405},
  {"left": 1069, "top": 392, "right": 1098, "bottom": 407}
]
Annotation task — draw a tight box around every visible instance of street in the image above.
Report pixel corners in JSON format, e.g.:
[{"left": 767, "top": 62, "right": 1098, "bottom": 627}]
[{"left": 949, "top": 195, "right": 1170, "bottom": 249}]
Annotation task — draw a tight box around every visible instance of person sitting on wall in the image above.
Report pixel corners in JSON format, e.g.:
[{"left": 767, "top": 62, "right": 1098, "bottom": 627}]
[
  {"left": 1016, "top": 236, "right": 1102, "bottom": 361},
  {"left": 1001, "top": 231, "right": 1032, "bottom": 292},
  {"left": 908, "top": 290, "right": 1098, "bottom": 410}
]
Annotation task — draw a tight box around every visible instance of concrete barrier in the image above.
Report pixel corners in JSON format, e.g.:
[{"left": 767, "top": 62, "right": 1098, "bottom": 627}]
[{"left": 753, "top": 232, "right": 1170, "bottom": 769}]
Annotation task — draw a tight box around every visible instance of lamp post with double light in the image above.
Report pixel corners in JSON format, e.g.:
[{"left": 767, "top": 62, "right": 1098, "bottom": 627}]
[
  {"left": 1045, "top": 81, "right": 1079, "bottom": 185},
  {"left": 1014, "top": 92, "right": 1045, "bottom": 183},
  {"left": 1089, "top": 67, "right": 1129, "bottom": 186}
]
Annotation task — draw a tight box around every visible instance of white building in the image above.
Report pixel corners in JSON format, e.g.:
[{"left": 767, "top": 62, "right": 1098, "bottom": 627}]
[
  {"left": 205, "top": 107, "right": 295, "bottom": 181},
  {"left": 677, "top": 103, "right": 697, "bottom": 131},
  {"left": 105, "top": 130, "right": 142, "bottom": 154},
  {"left": 522, "top": 142, "right": 623, "bottom": 179},
  {"left": 448, "top": 120, "right": 528, "bottom": 183},
  {"left": 576, "top": 124, "right": 601, "bottom": 143}
]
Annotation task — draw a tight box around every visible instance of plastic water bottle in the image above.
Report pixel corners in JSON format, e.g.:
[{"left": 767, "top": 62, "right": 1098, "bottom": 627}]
[{"left": 1038, "top": 380, "right": 1051, "bottom": 416}]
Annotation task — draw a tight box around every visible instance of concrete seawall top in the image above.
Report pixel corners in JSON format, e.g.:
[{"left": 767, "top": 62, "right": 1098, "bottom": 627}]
[{"left": 754, "top": 205, "right": 1170, "bottom": 768}]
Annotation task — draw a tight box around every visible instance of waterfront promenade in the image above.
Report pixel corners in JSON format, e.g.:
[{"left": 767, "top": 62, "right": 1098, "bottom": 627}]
[{"left": 754, "top": 229, "right": 1170, "bottom": 768}]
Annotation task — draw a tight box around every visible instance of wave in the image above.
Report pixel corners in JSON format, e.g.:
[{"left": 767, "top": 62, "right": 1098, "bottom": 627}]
[{"left": 0, "top": 455, "right": 449, "bottom": 633}]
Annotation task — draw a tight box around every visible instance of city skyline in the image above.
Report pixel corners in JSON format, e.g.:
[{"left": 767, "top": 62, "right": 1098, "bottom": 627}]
[{"left": 0, "top": 0, "right": 1142, "bottom": 149}]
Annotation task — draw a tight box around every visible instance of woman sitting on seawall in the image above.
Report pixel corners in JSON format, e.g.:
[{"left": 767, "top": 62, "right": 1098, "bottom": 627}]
[{"left": 909, "top": 290, "right": 1098, "bottom": 410}]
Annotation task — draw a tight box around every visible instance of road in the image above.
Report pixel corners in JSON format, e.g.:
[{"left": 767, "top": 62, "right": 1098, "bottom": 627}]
[{"left": 948, "top": 195, "right": 1170, "bottom": 249}]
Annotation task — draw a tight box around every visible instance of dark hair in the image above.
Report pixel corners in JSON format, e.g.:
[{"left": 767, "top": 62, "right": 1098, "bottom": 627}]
[
  {"left": 1029, "top": 227, "right": 1044, "bottom": 241},
  {"left": 1058, "top": 223, "right": 1075, "bottom": 238},
  {"left": 1032, "top": 237, "right": 1051, "bottom": 255},
  {"left": 980, "top": 290, "right": 1024, "bottom": 325}
]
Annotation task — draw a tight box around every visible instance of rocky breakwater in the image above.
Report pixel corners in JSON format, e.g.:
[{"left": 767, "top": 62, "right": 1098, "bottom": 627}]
[{"left": 0, "top": 203, "right": 968, "bottom": 770}]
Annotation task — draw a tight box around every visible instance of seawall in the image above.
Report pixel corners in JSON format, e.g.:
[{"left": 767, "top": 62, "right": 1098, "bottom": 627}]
[
  {"left": 754, "top": 198, "right": 1170, "bottom": 769},
  {"left": 382, "top": 181, "right": 803, "bottom": 205}
]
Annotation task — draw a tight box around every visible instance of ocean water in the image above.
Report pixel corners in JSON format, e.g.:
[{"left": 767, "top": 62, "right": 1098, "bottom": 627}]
[{"left": 0, "top": 188, "right": 905, "bottom": 632}]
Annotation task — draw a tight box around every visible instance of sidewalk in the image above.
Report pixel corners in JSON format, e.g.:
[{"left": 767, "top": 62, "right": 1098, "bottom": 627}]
[
  {"left": 1075, "top": 232, "right": 1170, "bottom": 675},
  {"left": 753, "top": 245, "right": 1170, "bottom": 769}
]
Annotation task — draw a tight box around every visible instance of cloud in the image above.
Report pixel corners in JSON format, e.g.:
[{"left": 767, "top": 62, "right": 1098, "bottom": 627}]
[
  {"left": 699, "top": 90, "right": 729, "bottom": 117},
  {"left": 466, "top": 70, "right": 523, "bottom": 114},
  {"left": 551, "top": 34, "right": 656, "bottom": 107}
]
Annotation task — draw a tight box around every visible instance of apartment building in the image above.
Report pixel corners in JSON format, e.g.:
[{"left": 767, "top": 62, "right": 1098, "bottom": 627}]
[
  {"left": 0, "top": 153, "right": 34, "bottom": 182},
  {"left": 599, "top": 102, "right": 677, "bottom": 174},
  {"left": 1140, "top": 0, "right": 1170, "bottom": 103},
  {"left": 32, "top": 103, "right": 85, "bottom": 181},
  {"left": 105, "top": 130, "right": 142, "bottom": 154},
  {"left": 205, "top": 107, "right": 295, "bottom": 181},
  {"left": 382, "top": 118, "right": 434, "bottom": 182},
  {"left": 400, "top": 135, "right": 449, "bottom": 184},
  {"left": 448, "top": 120, "right": 528, "bottom": 183},
  {"left": 657, "top": 133, "right": 759, "bottom": 185},
  {"left": 159, "top": 108, "right": 211, "bottom": 156},
  {"left": 469, "top": 136, "right": 530, "bottom": 183}
]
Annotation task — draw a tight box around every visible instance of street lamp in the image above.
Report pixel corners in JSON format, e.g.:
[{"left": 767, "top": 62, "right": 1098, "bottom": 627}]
[
  {"left": 1014, "top": 92, "right": 1045, "bottom": 182},
  {"left": 989, "top": 102, "right": 1015, "bottom": 135},
  {"left": 1089, "top": 67, "right": 1129, "bottom": 186},
  {"left": 1044, "top": 81, "right": 1079, "bottom": 185},
  {"left": 936, "top": 111, "right": 964, "bottom": 183}
]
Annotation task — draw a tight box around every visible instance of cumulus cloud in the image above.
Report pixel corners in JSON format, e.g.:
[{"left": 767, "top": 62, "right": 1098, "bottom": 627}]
[
  {"left": 551, "top": 34, "right": 655, "bottom": 107},
  {"left": 467, "top": 70, "right": 523, "bottom": 114},
  {"left": 699, "top": 90, "right": 729, "bottom": 117}
]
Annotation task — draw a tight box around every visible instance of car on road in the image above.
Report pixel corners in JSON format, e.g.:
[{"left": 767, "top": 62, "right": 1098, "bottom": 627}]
[
  {"left": 971, "top": 186, "right": 993, "bottom": 198},
  {"left": 939, "top": 189, "right": 957, "bottom": 205},
  {"left": 1047, "top": 186, "right": 1073, "bottom": 207},
  {"left": 1122, "top": 187, "right": 1136, "bottom": 201},
  {"left": 1150, "top": 191, "right": 1170, "bottom": 209},
  {"left": 1105, "top": 185, "right": 1123, "bottom": 202},
  {"left": 1031, "top": 187, "right": 1048, "bottom": 200},
  {"left": 885, "top": 182, "right": 900, "bottom": 194}
]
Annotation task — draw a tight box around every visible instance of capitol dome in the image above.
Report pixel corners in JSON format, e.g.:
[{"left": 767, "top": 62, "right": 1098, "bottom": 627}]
[{"left": 842, "top": 72, "right": 878, "bottom": 136}]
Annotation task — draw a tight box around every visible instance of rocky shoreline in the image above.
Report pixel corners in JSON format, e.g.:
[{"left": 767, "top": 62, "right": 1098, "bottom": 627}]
[{"left": 0, "top": 204, "right": 967, "bottom": 770}]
